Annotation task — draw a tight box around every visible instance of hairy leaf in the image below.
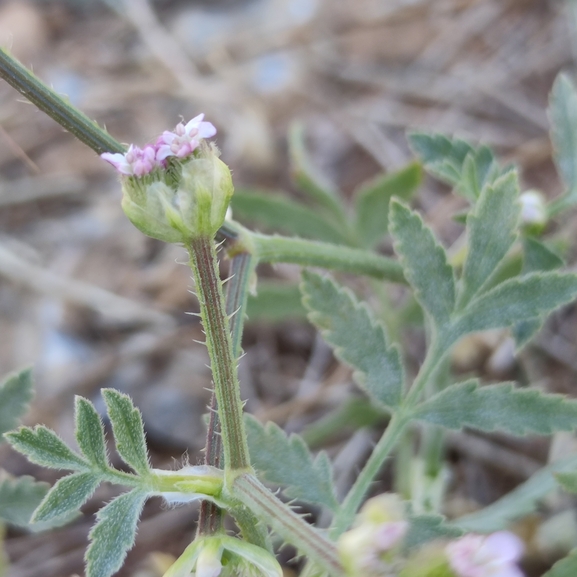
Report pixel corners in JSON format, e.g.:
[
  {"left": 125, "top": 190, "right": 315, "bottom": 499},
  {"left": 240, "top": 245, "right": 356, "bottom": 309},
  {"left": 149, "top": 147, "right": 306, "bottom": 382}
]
[
  {"left": 459, "top": 171, "right": 520, "bottom": 306},
  {"left": 404, "top": 514, "right": 464, "bottom": 550},
  {"left": 414, "top": 380, "right": 577, "bottom": 435},
  {"left": 102, "top": 389, "right": 150, "bottom": 476},
  {"left": 354, "top": 162, "right": 422, "bottom": 248},
  {"left": 245, "top": 415, "right": 338, "bottom": 511},
  {"left": 389, "top": 201, "right": 455, "bottom": 329},
  {"left": 75, "top": 397, "right": 109, "bottom": 471},
  {"left": 0, "top": 367, "right": 33, "bottom": 439},
  {"left": 549, "top": 74, "right": 577, "bottom": 199},
  {"left": 454, "top": 272, "right": 577, "bottom": 338},
  {"left": 409, "top": 133, "right": 501, "bottom": 200},
  {"left": 6, "top": 426, "right": 89, "bottom": 471},
  {"left": 301, "top": 271, "right": 404, "bottom": 408},
  {"left": 513, "top": 238, "right": 565, "bottom": 348},
  {"left": 85, "top": 490, "right": 147, "bottom": 577},
  {"left": 452, "top": 454, "right": 577, "bottom": 532},
  {"left": 543, "top": 549, "right": 577, "bottom": 577},
  {"left": 0, "top": 474, "right": 48, "bottom": 527},
  {"left": 33, "top": 472, "right": 100, "bottom": 523},
  {"left": 231, "top": 190, "right": 349, "bottom": 245}
]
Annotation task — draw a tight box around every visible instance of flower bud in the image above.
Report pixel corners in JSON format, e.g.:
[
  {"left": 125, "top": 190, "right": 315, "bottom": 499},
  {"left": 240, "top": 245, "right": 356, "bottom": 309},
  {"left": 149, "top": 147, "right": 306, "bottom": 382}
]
[
  {"left": 120, "top": 143, "right": 234, "bottom": 242},
  {"left": 338, "top": 493, "right": 409, "bottom": 576},
  {"left": 150, "top": 465, "right": 224, "bottom": 505},
  {"left": 519, "top": 190, "right": 547, "bottom": 231}
]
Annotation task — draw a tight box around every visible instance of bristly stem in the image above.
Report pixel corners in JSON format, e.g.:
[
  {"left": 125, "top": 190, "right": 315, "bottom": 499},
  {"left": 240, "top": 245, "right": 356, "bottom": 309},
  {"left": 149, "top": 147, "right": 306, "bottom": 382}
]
[
  {"left": 233, "top": 473, "right": 345, "bottom": 577},
  {"left": 0, "top": 49, "right": 124, "bottom": 155},
  {"left": 187, "top": 236, "right": 251, "bottom": 473},
  {"left": 198, "top": 252, "right": 256, "bottom": 537}
]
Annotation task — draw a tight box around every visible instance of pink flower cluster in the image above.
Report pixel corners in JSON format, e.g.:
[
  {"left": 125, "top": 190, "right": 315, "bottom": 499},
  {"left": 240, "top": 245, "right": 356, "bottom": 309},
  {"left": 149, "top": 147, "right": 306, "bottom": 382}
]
[
  {"left": 446, "top": 531, "right": 525, "bottom": 577},
  {"left": 101, "top": 114, "right": 216, "bottom": 177}
]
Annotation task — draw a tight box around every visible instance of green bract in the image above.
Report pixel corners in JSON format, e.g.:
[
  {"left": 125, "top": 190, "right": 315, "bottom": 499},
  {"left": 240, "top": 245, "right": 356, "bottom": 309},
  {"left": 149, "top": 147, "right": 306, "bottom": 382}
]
[{"left": 121, "top": 143, "right": 234, "bottom": 242}]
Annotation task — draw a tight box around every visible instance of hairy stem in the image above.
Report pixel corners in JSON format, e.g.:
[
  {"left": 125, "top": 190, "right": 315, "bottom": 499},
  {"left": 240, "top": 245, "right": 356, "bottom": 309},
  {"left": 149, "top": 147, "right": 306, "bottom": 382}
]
[
  {"left": 0, "top": 49, "right": 124, "bottom": 155},
  {"left": 187, "top": 236, "right": 251, "bottom": 473},
  {"left": 232, "top": 473, "right": 344, "bottom": 577},
  {"left": 198, "top": 252, "right": 257, "bottom": 537}
]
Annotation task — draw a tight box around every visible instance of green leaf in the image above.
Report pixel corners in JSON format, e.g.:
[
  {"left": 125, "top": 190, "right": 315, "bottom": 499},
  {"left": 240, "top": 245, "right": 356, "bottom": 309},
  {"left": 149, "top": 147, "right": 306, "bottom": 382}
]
[
  {"left": 75, "top": 397, "right": 109, "bottom": 471},
  {"left": 549, "top": 74, "right": 577, "bottom": 199},
  {"left": 414, "top": 380, "right": 577, "bottom": 435},
  {"left": 32, "top": 471, "right": 100, "bottom": 523},
  {"left": 454, "top": 272, "right": 577, "bottom": 338},
  {"left": 246, "top": 282, "right": 307, "bottom": 322},
  {"left": 301, "top": 271, "right": 404, "bottom": 409},
  {"left": 231, "top": 190, "right": 350, "bottom": 245},
  {"left": 409, "top": 133, "right": 501, "bottom": 200},
  {"left": 459, "top": 171, "right": 520, "bottom": 307},
  {"left": 102, "top": 389, "right": 150, "bottom": 476},
  {"left": 404, "top": 514, "right": 464, "bottom": 550},
  {"left": 389, "top": 201, "right": 456, "bottom": 330},
  {"left": 0, "top": 474, "right": 49, "bottom": 527},
  {"left": 513, "top": 238, "right": 565, "bottom": 348},
  {"left": 409, "top": 132, "right": 474, "bottom": 186},
  {"left": 289, "top": 122, "right": 345, "bottom": 223},
  {"left": 452, "top": 454, "right": 577, "bottom": 532},
  {"left": 85, "top": 490, "right": 147, "bottom": 577},
  {"left": 0, "top": 367, "right": 34, "bottom": 439},
  {"left": 354, "top": 162, "right": 422, "bottom": 248},
  {"left": 543, "top": 548, "right": 577, "bottom": 577},
  {"left": 245, "top": 415, "right": 338, "bottom": 511},
  {"left": 6, "top": 426, "right": 90, "bottom": 471}
]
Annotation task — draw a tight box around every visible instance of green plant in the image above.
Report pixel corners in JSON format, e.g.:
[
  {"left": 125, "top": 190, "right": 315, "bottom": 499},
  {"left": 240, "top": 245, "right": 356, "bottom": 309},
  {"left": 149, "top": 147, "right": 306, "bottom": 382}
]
[{"left": 3, "top": 48, "right": 577, "bottom": 577}]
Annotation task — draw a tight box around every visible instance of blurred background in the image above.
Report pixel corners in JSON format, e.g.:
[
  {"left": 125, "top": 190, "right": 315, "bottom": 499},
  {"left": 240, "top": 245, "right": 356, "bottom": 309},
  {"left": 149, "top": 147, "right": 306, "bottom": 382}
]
[{"left": 1, "top": 0, "right": 577, "bottom": 575}]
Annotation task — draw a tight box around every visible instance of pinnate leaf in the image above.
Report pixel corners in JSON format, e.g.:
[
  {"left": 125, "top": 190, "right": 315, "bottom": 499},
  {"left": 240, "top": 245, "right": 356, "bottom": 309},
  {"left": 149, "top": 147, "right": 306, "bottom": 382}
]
[
  {"left": 414, "top": 380, "right": 577, "bottom": 435},
  {"left": 301, "top": 270, "right": 404, "bottom": 408},
  {"left": 543, "top": 549, "right": 577, "bottom": 577},
  {"left": 409, "top": 133, "right": 501, "bottom": 200},
  {"left": 389, "top": 201, "right": 455, "bottom": 329},
  {"left": 354, "top": 162, "right": 422, "bottom": 248},
  {"left": 454, "top": 272, "right": 577, "bottom": 339},
  {"left": 0, "top": 368, "right": 33, "bottom": 439},
  {"left": 459, "top": 171, "right": 520, "bottom": 306},
  {"left": 75, "top": 397, "right": 109, "bottom": 471},
  {"left": 6, "top": 426, "right": 89, "bottom": 471},
  {"left": 33, "top": 472, "right": 100, "bottom": 523},
  {"left": 85, "top": 490, "right": 147, "bottom": 577},
  {"left": 102, "top": 389, "right": 150, "bottom": 476},
  {"left": 245, "top": 415, "right": 338, "bottom": 511}
]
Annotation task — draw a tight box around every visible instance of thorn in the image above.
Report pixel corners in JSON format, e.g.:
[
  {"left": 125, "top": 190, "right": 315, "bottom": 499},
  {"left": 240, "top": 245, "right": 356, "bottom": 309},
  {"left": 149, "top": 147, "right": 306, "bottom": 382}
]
[{"left": 192, "top": 339, "right": 206, "bottom": 346}]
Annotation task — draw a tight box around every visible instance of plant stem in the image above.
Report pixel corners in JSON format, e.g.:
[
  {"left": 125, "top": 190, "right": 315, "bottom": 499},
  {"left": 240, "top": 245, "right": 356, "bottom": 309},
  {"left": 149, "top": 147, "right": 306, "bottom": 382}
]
[
  {"left": 329, "top": 412, "right": 409, "bottom": 539},
  {"left": 198, "top": 252, "right": 257, "bottom": 537},
  {"left": 232, "top": 473, "right": 344, "bottom": 577},
  {"left": 227, "top": 222, "right": 406, "bottom": 284},
  {"left": 187, "top": 236, "right": 251, "bottom": 473},
  {"left": 330, "top": 336, "right": 450, "bottom": 538},
  {"left": 0, "top": 49, "right": 124, "bottom": 155}
]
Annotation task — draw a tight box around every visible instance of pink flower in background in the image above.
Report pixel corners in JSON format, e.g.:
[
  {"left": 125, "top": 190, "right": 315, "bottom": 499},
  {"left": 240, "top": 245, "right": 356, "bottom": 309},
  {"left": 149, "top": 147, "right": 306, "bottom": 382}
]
[
  {"left": 156, "top": 114, "right": 217, "bottom": 161},
  {"left": 101, "top": 144, "right": 158, "bottom": 176},
  {"left": 446, "top": 531, "right": 525, "bottom": 577}
]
